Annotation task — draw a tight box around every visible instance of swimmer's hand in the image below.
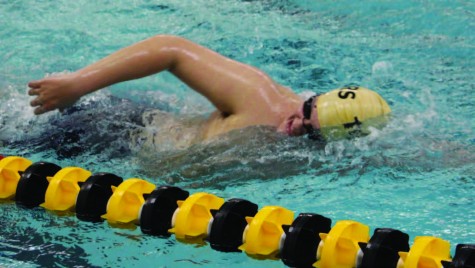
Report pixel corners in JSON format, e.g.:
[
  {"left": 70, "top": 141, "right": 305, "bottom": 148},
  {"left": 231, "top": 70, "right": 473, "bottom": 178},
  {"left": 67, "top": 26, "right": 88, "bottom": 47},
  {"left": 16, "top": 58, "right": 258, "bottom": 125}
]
[{"left": 28, "top": 74, "right": 84, "bottom": 115}]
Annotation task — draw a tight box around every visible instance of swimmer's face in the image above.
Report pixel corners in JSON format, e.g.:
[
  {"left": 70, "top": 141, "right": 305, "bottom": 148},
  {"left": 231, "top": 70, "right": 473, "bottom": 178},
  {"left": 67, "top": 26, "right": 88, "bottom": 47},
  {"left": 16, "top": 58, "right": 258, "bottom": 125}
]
[{"left": 280, "top": 95, "right": 321, "bottom": 140}]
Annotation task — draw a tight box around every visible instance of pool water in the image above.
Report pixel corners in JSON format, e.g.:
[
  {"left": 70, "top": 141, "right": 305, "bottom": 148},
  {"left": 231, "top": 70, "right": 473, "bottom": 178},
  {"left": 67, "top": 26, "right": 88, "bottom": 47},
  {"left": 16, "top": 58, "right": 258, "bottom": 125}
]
[{"left": 1, "top": 0, "right": 474, "bottom": 267}]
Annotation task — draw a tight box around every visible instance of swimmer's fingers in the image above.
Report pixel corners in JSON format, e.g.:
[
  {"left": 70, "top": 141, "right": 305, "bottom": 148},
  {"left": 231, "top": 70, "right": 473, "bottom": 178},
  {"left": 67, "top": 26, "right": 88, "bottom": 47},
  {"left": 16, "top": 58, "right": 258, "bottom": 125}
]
[
  {"left": 30, "top": 93, "right": 75, "bottom": 115},
  {"left": 32, "top": 101, "right": 54, "bottom": 115},
  {"left": 27, "top": 86, "right": 42, "bottom": 96},
  {"left": 30, "top": 96, "right": 46, "bottom": 114},
  {"left": 28, "top": 81, "right": 54, "bottom": 114},
  {"left": 28, "top": 80, "right": 42, "bottom": 89},
  {"left": 30, "top": 97, "right": 42, "bottom": 107},
  {"left": 28, "top": 79, "right": 48, "bottom": 96},
  {"left": 27, "top": 76, "right": 80, "bottom": 115},
  {"left": 33, "top": 106, "right": 49, "bottom": 115},
  {"left": 29, "top": 90, "right": 55, "bottom": 115},
  {"left": 28, "top": 88, "right": 37, "bottom": 96}
]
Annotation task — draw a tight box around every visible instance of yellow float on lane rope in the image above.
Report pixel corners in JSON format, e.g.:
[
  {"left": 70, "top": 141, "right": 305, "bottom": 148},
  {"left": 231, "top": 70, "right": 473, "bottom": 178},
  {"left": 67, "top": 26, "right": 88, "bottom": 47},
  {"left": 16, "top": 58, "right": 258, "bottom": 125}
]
[
  {"left": 102, "top": 178, "right": 155, "bottom": 224},
  {"left": 315, "top": 220, "right": 370, "bottom": 268},
  {"left": 0, "top": 156, "right": 32, "bottom": 199},
  {"left": 239, "top": 206, "right": 294, "bottom": 256},
  {"left": 397, "top": 236, "right": 451, "bottom": 268},
  {"left": 41, "top": 167, "right": 91, "bottom": 211},
  {"left": 169, "top": 192, "right": 224, "bottom": 240}
]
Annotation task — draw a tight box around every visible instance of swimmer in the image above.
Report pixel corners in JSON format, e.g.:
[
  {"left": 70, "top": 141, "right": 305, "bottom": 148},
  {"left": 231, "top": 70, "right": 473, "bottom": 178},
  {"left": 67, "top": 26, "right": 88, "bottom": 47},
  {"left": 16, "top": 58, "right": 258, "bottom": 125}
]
[{"left": 28, "top": 35, "right": 391, "bottom": 142}]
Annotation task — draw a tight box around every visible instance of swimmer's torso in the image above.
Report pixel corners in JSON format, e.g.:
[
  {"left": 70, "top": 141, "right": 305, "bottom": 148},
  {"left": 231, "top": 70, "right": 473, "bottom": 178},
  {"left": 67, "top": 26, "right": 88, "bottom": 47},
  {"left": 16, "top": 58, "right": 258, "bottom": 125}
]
[
  {"left": 131, "top": 109, "right": 271, "bottom": 152},
  {"left": 130, "top": 110, "right": 205, "bottom": 152},
  {"left": 201, "top": 111, "right": 273, "bottom": 140},
  {"left": 131, "top": 85, "right": 302, "bottom": 151}
]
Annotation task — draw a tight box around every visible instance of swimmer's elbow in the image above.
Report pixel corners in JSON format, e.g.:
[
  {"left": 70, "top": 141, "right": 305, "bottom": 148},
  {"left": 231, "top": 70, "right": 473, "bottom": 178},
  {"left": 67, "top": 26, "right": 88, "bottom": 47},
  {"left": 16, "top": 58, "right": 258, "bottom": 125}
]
[{"left": 150, "top": 34, "right": 188, "bottom": 46}]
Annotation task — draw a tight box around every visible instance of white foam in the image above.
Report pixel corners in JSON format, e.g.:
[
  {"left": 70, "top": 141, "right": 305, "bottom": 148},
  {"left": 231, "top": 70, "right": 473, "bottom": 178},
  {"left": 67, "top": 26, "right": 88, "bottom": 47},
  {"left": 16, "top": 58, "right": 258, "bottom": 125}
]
[{"left": 371, "top": 61, "right": 393, "bottom": 76}]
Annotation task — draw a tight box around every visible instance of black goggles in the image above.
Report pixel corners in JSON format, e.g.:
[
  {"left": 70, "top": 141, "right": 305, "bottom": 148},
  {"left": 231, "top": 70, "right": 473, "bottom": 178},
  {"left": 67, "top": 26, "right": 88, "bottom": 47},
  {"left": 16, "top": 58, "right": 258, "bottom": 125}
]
[{"left": 303, "top": 95, "right": 324, "bottom": 141}]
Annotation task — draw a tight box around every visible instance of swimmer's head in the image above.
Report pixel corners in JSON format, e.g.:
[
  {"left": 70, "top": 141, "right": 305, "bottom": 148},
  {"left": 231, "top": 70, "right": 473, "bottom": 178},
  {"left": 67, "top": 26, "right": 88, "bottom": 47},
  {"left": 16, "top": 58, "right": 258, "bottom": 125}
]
[{"left": 303, "top": 86, "right": 391, "bottom": 140}]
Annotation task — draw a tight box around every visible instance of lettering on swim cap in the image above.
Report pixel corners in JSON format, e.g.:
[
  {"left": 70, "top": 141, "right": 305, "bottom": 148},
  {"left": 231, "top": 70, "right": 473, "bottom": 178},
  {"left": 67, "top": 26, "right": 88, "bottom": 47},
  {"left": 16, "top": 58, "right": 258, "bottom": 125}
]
[
  {"left": 337, "top": 85, "right": 359, "bottom": 99},
  {"left": 343, "top": 116, "right": 362, "bottom": 129},
  {"left": 315, "top": 86, "right": 391, "bottom": 139}
]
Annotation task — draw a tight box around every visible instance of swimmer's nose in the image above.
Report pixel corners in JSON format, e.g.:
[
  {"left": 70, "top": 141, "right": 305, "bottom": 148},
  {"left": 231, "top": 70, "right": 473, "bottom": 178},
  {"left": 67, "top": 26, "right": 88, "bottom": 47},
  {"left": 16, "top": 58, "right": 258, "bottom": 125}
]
[{"left": 290, "top": 118, "right": 305, "bottom": 136}]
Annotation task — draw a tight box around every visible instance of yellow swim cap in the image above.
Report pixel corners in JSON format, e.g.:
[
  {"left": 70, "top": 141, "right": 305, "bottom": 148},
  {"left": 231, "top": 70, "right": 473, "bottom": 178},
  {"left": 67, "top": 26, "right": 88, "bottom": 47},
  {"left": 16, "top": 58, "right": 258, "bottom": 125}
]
[{"left": 316, "top": 86, "right": 391, "bottom": 139}]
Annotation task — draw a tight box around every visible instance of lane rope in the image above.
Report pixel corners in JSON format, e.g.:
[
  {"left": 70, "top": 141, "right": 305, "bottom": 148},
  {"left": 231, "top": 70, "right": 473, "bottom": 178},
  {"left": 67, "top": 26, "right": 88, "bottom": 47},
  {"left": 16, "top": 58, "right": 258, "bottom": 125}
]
[{"left": 0, "top": 156, "right": 474, "bottom": 268}]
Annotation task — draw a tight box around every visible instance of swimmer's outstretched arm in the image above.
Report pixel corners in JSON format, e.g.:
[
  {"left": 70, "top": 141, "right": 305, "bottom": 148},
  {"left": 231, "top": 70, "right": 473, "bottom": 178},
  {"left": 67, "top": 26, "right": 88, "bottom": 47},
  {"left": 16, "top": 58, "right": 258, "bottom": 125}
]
[{"left": 28, "top": 35, "right": 281, "bottom": 115}]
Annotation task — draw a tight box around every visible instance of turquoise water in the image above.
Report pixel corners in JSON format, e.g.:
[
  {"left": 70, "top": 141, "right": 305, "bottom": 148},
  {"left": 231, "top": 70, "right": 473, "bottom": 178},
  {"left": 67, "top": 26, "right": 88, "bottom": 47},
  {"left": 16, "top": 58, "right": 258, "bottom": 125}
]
[{"left": 1, "top": 0, "right": 474, "bottom": 267}]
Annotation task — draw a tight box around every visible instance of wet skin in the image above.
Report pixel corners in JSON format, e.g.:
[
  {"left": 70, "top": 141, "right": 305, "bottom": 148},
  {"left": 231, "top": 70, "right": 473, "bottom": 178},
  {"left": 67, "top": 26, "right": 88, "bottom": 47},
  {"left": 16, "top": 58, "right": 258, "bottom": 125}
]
[{"left": 28, "top": 35, "right": 320, "bottom": 140}]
